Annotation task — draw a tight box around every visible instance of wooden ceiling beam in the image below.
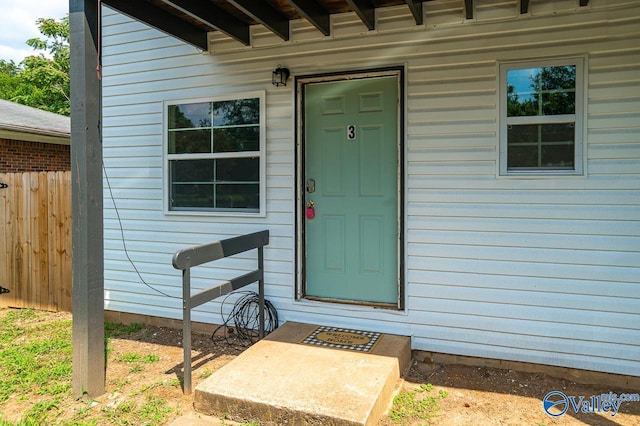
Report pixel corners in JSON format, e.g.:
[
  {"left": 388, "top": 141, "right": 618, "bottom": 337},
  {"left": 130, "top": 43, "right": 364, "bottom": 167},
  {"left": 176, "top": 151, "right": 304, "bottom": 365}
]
[
  {"left": 228, "top": 0, "right": 290, "bottom": 41},
  {"left": 464, "top": 0, "right": 473, "bottom": 19},
  {"left": 345, "top": 0, "right": 376, "bottom": 30},
  {"left": 285, "top": 0, "right": 331, "bottom": 36},
  {"left": 405, "top": 0, "right": 424, "bottom": 25},
  {"left": 161, "top": 0, "right": 250, "bottom": 46},
  {"left": 101, "top": 0, "right": 208, "bottom": 50}
]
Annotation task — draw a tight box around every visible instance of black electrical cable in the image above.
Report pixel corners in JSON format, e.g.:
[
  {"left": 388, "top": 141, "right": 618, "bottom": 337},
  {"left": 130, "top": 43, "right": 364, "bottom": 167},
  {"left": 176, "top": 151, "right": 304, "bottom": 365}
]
[
  {"left": 104, "top": 161, "right": 277, "bottom": 340},
  {"left": 211, "top": 291, "right": 278, "bottom": 346},
  {"left": 103, "top": 161, "right": 180, "bottom": 299}
]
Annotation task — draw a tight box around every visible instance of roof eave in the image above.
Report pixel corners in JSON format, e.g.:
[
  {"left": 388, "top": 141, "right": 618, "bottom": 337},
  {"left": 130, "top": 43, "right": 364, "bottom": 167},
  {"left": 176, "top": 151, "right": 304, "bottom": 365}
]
[{"left": 0, "top": 127, "right": 71, "bottom": 145}]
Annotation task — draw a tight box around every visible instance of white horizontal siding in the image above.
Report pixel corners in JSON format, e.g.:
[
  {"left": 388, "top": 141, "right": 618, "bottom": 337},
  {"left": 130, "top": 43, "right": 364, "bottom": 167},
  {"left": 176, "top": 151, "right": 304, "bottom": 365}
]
[{"left": 101, "top": 0, "right": 640, "bottom": 376}]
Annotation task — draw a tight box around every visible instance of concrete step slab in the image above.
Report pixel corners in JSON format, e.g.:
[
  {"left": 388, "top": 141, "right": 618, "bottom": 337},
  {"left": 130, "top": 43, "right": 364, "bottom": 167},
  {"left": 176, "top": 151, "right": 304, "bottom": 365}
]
[{"left": 194, "top": 322, "right": 411, "bottom": 425}]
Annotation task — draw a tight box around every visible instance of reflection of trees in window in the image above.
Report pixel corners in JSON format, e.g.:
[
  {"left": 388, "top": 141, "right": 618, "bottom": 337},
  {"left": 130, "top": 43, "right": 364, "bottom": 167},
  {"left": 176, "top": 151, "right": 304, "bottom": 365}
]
[
  {"left": 168, "top": 103, "right": 212, "bottom": 128},
  {"left": 170, "top": 108, "right": 209, "bottom": 128},
  {"left": 170, "top": 107, "right": 191, "bottom": 127},
  {"left": 507, "top": 66, "right": 576, "bottom": 117},
  {"left": 503, "top": 62, "right": 579, "bottom": 172},
  {"left": 167, "top": 97, "right": 261, "bottom": 212},
  {"left": 213, "top": 99, "right": 260, "bottom": 153},
  {"left": 168, "top": 99, "right": 260, "bottom": 154},
  {"left": 213, "top": 99, "right": 259, "bottom": 126}
]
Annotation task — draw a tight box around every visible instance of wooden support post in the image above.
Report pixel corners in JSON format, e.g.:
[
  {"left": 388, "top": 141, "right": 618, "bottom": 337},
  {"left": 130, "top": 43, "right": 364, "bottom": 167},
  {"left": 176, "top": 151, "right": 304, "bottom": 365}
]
[{"left": 70, "top": 0, "right": 105, "bottom": 398}]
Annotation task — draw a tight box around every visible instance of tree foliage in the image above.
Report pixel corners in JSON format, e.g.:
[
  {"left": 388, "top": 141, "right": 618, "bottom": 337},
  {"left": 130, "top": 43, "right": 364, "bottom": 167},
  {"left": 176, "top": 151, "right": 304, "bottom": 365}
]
[
  {"left": 0, "top": 60, "right": 20, "bottom": 100},
  {"left": 507, "top": 65, "right": 576, "bottom": 118},
  {"left": 0, "top": 16, "right": 70, "bottom": 116}
]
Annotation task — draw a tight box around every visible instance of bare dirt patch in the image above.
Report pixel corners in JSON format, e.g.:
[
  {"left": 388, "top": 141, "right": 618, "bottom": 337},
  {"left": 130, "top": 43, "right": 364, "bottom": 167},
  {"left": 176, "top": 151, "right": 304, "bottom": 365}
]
[
  {"left": 1, "top": 309, "right": 639, "bottom": 425},
  {"left": 389, "top": 361, "right": 640, "bottom": 425}
]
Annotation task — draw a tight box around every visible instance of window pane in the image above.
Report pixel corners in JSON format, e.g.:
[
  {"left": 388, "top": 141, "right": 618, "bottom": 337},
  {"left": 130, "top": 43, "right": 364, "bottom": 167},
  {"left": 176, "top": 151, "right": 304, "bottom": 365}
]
[
  {"left": 541, "top": 144, "right": 574, "bottom": 169},
  {"left": 170, "top": 159, "right": 214, "bottom": 208},
  {"left": 541, "top": 91, "right": 575, "bottom": 115},
  {"left": 171, "top": 184, "right": 214, "bottom": 208},
  {"left": 169, "top": 158, "right": 259, "bottom": 210},
  {"left": 216, "top": 158, "right": 259, "bottom": 182},
  {"left": 508, "top": 123, "right": 575, "bottom": 170},
  {"left": 170, "top": 159, "right": 214, "bottom": 183},
  {"left": 167, "top": 96, "right": 262, "bottom": 212},
  {"left": 508, "top": 145, "right": 538, "bottom": 168},
  {"left": 168, "top": 103, "right": 211, "bottom": 129},
  {"left": 541, "top": 123, "right": 575, "bottom": 168},
  {"left": 507, "top": 65, "right": 576, "bottom": 117},
  {"left": 539, "top": 65, "right": 576, "bottom": 91},
  {"left": 168, "top": 129, "right": 211, "bottom": 154},
  {"left": 213, "top": 127, "right": 259, "bottom": 152},
  {"left": 541, "top": 122, "right": 574, "bottom": 142},
  {"left": 213, "top": 99, "right": 259, "bottom": 126},
  {"left": 508, "top": 123, "right": 539, "bottom": 144},
  {"left": 215, "top": 184, "right": 259, "bottom": 210},
  {"left": 507, "top": 68, "right": 538, "bottom": 117}
]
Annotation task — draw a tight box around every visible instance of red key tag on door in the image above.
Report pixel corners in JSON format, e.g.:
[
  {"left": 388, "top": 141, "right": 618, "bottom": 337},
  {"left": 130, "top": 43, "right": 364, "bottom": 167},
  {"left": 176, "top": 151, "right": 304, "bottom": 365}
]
[{"left": 306, "top": 201, "right": 315, "bottom": 219}]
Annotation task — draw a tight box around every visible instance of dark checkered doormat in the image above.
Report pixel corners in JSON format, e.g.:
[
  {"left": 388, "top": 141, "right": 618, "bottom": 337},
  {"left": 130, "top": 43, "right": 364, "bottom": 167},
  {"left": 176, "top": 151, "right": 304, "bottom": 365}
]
[{"left": 301, "top": 326, "right": 382, "bottom": 352}]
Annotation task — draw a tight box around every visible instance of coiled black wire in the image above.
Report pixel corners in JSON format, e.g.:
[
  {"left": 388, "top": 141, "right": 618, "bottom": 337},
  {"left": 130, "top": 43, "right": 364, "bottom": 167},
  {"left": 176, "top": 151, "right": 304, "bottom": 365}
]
[{"left": 211, "top": 291, "right": 278, "bottom": 346}]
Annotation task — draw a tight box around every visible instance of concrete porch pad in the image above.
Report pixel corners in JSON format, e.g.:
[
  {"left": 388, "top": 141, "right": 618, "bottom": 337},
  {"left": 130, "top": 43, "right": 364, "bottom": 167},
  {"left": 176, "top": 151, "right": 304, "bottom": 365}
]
[{"left": 194, "top": 322, "right": 411, "bottom": 425}]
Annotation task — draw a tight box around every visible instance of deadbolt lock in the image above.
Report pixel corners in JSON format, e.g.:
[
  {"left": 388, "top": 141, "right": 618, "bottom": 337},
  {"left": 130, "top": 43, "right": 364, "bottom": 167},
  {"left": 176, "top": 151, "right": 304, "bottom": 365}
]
[{"left": 306, "top": 179, "right": 315, "bottom": 193}]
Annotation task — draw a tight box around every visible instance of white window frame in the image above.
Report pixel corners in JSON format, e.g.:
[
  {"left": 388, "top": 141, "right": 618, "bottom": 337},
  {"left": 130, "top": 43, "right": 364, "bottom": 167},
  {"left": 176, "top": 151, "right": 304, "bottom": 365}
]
[
  {"left": 499, "top": 57, "right": 585, "bottom": 176},
  {"left": 163, "top": 91, "right": 266, "bottom": 217}
]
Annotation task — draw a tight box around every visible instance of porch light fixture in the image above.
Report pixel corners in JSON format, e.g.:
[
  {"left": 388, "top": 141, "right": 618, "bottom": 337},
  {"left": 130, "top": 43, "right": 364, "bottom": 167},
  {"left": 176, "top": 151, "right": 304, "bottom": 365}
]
[{"left": 272, "top": 66, "right": 290, "bottom": 87}]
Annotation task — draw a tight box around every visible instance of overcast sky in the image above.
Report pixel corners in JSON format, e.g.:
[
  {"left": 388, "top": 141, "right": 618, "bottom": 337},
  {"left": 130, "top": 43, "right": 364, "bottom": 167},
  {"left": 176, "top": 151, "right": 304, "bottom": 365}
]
[{"left": 0, "top": 0, "right": 69, "bottom": 63}]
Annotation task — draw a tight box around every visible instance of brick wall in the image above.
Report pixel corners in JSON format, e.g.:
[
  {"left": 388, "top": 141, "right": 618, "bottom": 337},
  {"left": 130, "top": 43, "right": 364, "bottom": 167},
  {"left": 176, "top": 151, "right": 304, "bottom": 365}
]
[{"left": 0, "top": 138, "right": 70, "bottom": 173}]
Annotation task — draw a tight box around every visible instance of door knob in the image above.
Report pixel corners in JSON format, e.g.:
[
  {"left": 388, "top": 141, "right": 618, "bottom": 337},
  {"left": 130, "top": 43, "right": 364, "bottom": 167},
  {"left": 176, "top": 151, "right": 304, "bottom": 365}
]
[{"left": 306, "top": 179, "right": 315, "bottom": 193}]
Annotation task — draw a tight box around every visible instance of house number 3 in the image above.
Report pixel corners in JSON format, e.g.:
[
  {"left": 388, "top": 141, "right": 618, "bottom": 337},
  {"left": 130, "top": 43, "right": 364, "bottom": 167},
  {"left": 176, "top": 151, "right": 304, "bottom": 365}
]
[{"left": 347, "top": 124, "right": 356, "bottom": 140}]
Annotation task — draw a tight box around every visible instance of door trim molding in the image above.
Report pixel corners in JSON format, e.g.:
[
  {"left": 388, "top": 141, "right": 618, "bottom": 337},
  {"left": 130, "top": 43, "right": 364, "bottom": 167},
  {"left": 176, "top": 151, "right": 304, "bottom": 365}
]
[{"left": 294, "top": 66, "right": 406, "bottom": 310}]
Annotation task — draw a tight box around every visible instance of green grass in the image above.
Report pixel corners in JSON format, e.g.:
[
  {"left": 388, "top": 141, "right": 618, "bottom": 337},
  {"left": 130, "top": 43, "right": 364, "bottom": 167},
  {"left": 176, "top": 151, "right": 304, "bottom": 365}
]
[
  {"left": 0, "top": 309, "right": 72, "bottom": 404},
  {"left": 101, "top": 395, "right": 174, "bottom": 425},
  {"left": 115, "top": 352, "right": 160, "bottom": 373},
  {"left": 100, "top": 396, "right": 172, "bottom": 426},
  {"left": 0, "top": 309, "right": 174, "bottom": 426},
  {"left": 139, "top": 396, "right": 173, "bottom": 423},
  {"left": 199, "top": 367, "right": 214, "bottom": 379},
  {"left": 389, "top": 383, "right": 448, "bottom": 425},
  {"left": 115, "top": 353, "right": 160, "bottom": 364},
  {"left": 104, "top": 322, "right": 143, "bottom": 339}
]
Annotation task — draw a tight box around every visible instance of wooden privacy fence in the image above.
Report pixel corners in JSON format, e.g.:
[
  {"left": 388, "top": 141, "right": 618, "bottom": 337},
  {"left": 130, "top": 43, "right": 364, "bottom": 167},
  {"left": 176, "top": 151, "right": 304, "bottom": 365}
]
[{"left": 0, "top": 171, "right": 72, "bottom": 311}]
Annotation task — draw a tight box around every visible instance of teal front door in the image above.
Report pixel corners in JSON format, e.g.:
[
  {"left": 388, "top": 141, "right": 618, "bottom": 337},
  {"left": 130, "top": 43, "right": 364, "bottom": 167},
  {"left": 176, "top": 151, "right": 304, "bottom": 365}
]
[{"left": 303, "top": 75, "right": 400, "bottom": 306}]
